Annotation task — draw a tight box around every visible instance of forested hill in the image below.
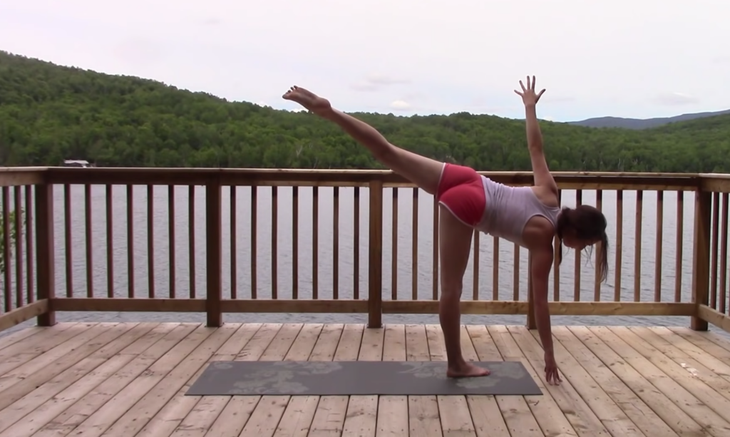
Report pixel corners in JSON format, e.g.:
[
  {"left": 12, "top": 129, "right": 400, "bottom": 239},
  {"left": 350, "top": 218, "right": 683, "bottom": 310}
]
[{"left": 1, "top": 50, "right": 729, "bottom": 172}]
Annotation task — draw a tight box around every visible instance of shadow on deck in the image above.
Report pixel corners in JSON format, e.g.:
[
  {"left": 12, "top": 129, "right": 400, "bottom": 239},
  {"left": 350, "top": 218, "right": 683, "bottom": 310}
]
[{"left": 1, "top": 322, "right": 730, "bottom": 436}]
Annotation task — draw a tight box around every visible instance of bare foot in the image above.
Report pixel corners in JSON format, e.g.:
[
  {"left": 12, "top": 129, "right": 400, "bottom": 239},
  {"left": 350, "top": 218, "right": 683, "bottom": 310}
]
[
  {"left": 282, "top": 86, "right": 332, "bottom": 116},
  {"left": 447, "top": 362, "right": 491, "bottom": 378}
]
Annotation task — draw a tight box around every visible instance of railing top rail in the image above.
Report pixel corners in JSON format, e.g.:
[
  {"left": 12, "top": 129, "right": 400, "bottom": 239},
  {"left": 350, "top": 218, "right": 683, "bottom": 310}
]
[
  {"left": 4, "top": 166, "right": 730, "bottom": 191},
  {"left": 0, "top": 167, "right": 46, "bottom": 187},
  {"left": 35, "top": 167, "right": 702, "bottom": 190},
  {"left": 699, "top": 173, "right": 730, "bottom": 193},
  {"left": 38, "top": 167, "right": 702, "bottom": 177},
  {"left": 35, "top": 167, "right": 699, "bottom": 189},
  {"left": 0, "top": 167, "right": 50, "bottom": 172},
  {"left": 699, "top": 173, "right": 730, "bottom": 179}
]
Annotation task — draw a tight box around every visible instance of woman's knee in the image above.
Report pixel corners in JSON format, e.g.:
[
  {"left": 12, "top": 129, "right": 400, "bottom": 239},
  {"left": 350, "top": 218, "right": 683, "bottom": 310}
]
[{"left": 440, "top": 280, "right": 464, "bottom": 301}]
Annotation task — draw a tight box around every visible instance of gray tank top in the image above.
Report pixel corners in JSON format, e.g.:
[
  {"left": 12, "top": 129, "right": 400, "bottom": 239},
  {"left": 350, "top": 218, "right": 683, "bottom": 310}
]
[{"left": 475, "top": 176, "right": 561, "bottom": 247}]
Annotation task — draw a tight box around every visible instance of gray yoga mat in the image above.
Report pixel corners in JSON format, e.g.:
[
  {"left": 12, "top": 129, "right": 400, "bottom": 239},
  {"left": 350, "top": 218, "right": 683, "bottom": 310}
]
[{"left": 186, "top": 360, "right": 542, "bottom": 396}]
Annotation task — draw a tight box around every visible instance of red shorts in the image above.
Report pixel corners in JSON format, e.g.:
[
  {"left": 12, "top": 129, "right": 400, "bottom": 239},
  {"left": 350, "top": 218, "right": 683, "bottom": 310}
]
[{"left": 436, "top": 163, "right": 486, "bottom": 227}]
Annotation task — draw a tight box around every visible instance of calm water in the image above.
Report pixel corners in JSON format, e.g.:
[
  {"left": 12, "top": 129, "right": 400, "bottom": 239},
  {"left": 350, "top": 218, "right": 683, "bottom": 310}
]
[{"left": 2, "top": 183, "right": 728, "bottom": 338}]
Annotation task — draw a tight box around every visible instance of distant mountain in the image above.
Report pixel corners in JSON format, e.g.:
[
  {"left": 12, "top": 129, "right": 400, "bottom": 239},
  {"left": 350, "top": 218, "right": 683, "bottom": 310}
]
[{"left": 569, "top": 109, "right": 730, "bottom": 130}]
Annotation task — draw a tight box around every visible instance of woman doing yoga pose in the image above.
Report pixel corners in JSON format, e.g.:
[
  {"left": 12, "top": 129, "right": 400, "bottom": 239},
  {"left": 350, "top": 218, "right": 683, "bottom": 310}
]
[{"left": 282, "top": 76, "right": 609, "bottom": 385}]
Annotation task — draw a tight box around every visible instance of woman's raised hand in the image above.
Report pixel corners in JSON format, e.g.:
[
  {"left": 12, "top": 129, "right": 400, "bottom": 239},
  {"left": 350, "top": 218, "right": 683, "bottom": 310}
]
[{"left": 514, "top": 75, "right": 546, "bottom": 106}]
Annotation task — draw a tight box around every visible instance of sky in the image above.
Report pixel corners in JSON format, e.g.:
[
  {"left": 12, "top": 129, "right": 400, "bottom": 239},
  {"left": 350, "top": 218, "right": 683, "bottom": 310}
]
[{"left": 1, "top": 0, "right": 729, "bottom": 122}]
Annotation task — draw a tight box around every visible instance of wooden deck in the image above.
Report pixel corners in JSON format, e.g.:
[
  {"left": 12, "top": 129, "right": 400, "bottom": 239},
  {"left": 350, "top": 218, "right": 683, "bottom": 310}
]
[{"left": 1, "top": 323, "right": 730, "bottom": 437}]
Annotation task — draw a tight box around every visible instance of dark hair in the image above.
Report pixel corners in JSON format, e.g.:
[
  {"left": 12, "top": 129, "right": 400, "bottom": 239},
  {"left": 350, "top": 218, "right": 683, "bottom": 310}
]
[{"left": 556, "top": 205, "right": 609, "bottom": 282}]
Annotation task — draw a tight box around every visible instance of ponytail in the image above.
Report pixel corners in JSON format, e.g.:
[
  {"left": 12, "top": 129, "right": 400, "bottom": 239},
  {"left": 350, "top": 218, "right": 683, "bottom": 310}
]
[
  {"left": 555, "top": 207, "right": 571, "bottom": 266},
  {"left": 556, "top": 206, "right": 572, "bottom": 240},
  {"left": 597, "top": 231, "right": 609, "bottom": 283}
]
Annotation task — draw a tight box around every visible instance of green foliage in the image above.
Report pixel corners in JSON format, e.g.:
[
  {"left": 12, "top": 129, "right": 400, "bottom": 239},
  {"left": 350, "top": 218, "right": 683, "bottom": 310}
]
[
  {"left": 1, "top": 50, "right": 729, "bottom": 172},
  {"left": 0, "top": 209, "right": 24, "bottom": 276}
]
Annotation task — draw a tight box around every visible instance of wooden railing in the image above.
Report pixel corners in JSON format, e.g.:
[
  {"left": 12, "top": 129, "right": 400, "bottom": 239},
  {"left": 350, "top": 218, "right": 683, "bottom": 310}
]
[
  {"left": 0, "top": 167, "right": 729, "bottom": 333},
  {"left": 0, "top": 168, "right": 53, "bottom": 331},
  {"left": 696, "top": 175, "right": 730, "bottom": 331}
]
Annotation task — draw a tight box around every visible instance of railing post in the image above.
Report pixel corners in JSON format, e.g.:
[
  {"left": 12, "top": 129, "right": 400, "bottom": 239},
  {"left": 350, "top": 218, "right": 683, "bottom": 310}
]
[
  {"left": 691, "top": 189, "right": 711, "bottom": 330},
  {"left": 34, "top": 182, "right": 55, "bottom": 326},
  {"left": 205, "top": 177, "right": 223, "bottom": 327},
  {"left": 368, "top": 179, "right": 383, "bottom": 328}
]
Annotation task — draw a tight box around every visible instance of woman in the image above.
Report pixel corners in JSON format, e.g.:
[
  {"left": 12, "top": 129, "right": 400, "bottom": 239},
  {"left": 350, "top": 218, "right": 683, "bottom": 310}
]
[{"left": 282, "top": 76, "right": 608, "bottom": 386}]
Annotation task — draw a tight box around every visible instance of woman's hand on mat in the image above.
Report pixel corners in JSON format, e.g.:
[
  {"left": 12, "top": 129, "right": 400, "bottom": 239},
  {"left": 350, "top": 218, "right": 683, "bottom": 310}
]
[
  {"left": 514, "top": 75, "right": 546, "bottom": 106},
  {"left": 544, "top": 352, "right": 562, "bottom": 385}
]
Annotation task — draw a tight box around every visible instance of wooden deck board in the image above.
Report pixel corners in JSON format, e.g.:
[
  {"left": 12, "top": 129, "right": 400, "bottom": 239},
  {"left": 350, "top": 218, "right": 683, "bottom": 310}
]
[{"left": 0, "top": 322, "right": 729, "bottom": 437}]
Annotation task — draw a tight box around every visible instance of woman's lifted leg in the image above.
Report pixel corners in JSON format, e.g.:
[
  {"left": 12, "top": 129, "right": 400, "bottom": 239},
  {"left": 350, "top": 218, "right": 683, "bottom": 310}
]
[{"left": 282, "top": 86, "right": 444, "bottom": 194}]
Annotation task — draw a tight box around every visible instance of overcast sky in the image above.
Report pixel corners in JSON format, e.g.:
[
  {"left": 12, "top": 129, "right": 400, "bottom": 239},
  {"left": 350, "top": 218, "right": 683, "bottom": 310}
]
[{"left": 1, "top": 0, "right": 728, "bottom": 122}]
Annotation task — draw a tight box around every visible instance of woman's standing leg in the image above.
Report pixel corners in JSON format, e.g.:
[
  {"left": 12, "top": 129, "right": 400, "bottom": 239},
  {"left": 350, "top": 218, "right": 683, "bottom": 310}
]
[{"left": 438, "top": 204, "right": 490, "bottom": 377}]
